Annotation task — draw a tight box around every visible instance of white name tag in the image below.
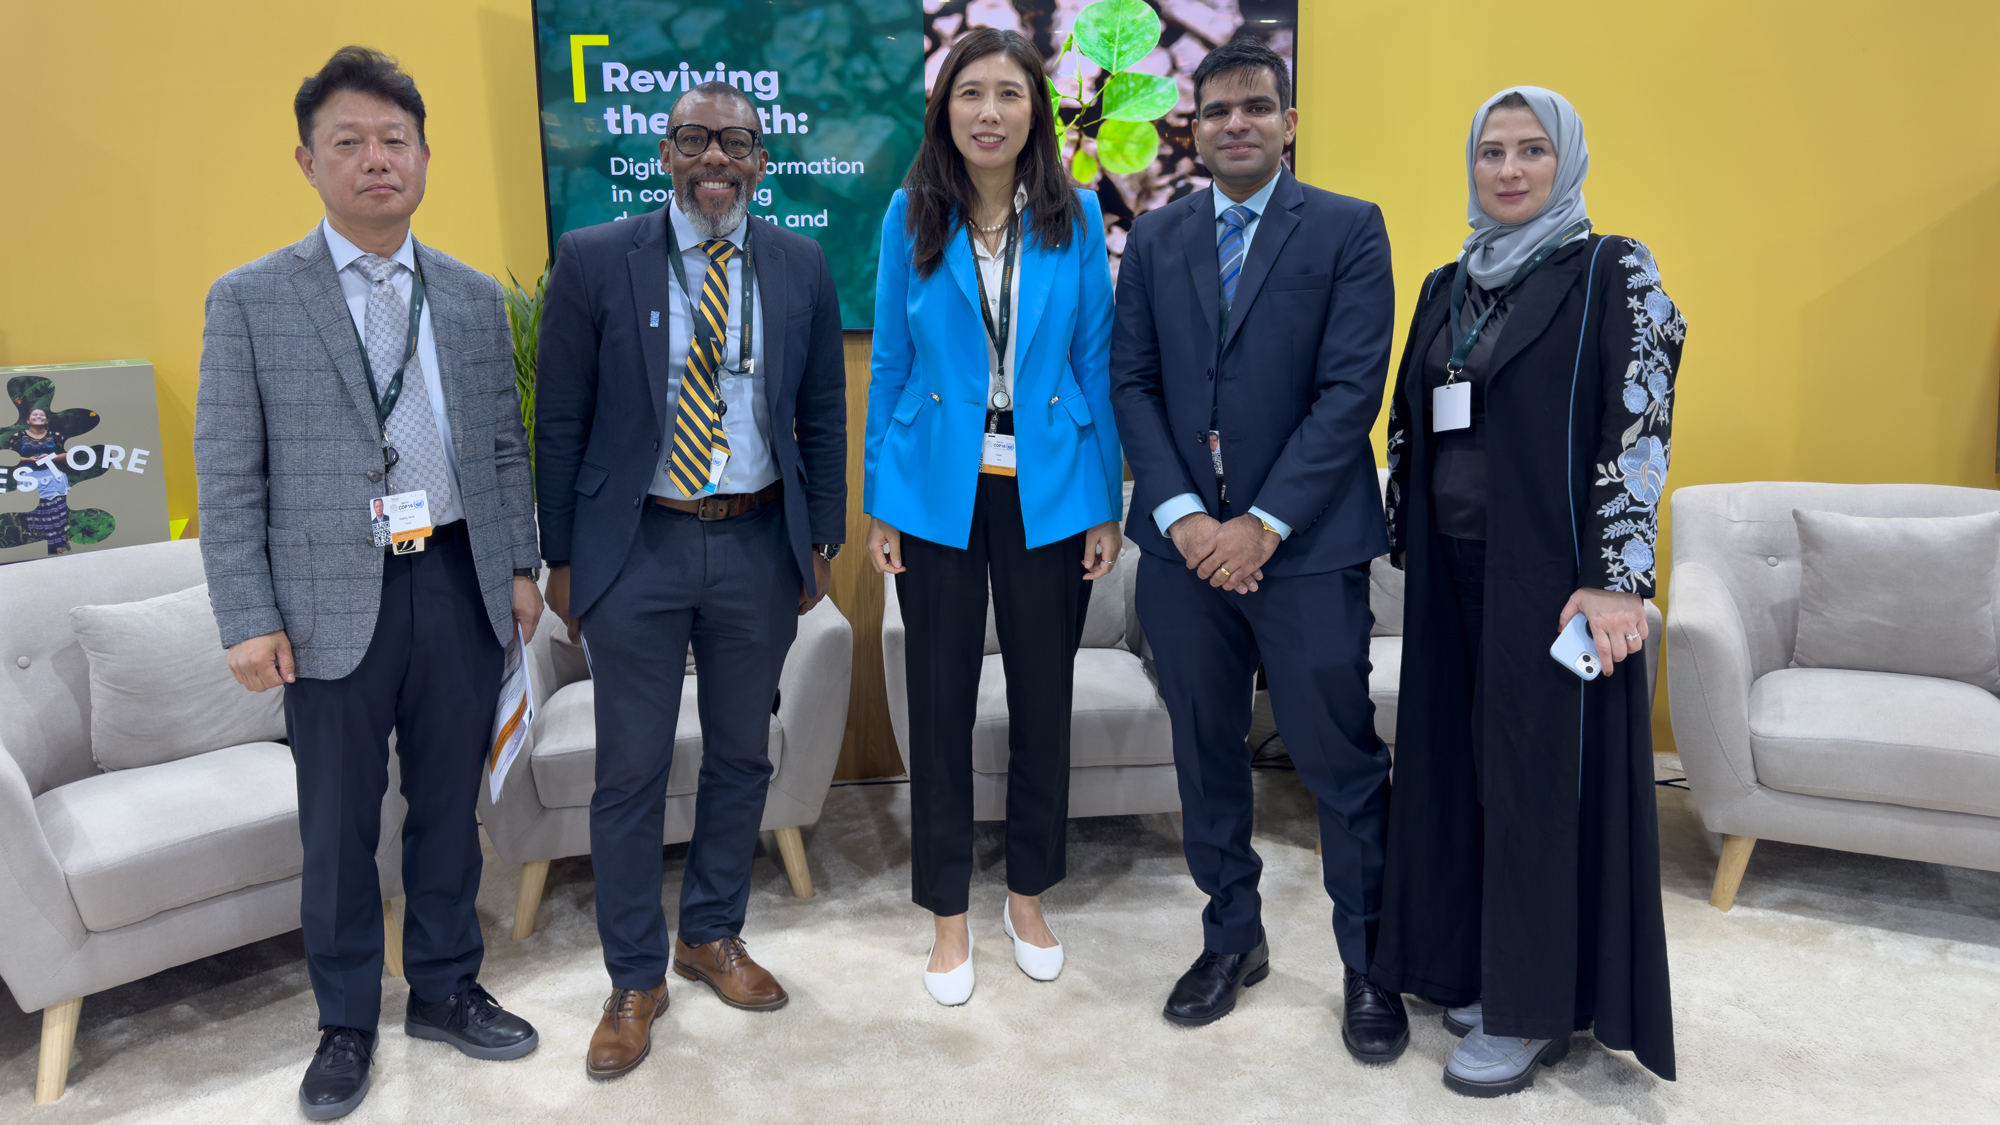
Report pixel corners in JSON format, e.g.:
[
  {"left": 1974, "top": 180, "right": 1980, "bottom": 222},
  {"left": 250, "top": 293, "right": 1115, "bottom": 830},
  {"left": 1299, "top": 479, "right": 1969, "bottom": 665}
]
[
  {"left": 372, "top": 490, "right": 433, "bottom": 553},
  {"left": 703, "top": 448, "right": 729, "bottom": 494},
  {"left": 980, "top": 432, "right": 1017, "bottom": 476},
  {"left": 1433, "top": 381, "right": 1472, "bottom": 432}
]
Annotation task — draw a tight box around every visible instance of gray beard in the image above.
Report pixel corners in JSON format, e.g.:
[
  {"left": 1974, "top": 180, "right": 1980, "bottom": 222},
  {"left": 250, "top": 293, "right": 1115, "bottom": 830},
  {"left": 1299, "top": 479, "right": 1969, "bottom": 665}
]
[{"left": 673, "top": 174, "right": 748, "bottom": 240}]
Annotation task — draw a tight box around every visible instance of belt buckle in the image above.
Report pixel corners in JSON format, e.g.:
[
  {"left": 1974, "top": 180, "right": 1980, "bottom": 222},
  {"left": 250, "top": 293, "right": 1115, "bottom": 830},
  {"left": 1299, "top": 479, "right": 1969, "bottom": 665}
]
[{"left": 695, "top": 494, "right": 727, "bottom": 521}]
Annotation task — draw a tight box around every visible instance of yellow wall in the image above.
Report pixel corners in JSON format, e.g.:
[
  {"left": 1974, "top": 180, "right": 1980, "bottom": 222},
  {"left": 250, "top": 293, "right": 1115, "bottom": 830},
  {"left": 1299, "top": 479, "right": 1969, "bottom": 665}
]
[{"left": 5, "top": 2, "right": 1999, "bottom": 753}]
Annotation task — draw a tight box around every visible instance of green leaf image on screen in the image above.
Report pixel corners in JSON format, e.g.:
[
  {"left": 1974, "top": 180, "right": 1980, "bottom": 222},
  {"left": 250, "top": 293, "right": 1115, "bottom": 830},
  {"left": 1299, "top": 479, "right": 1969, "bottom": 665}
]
[
  {"left": 0, "top": 509, "right": 114, "bottom": 549},
  {"left": 1097, "top": 72, "right": 1176, "bottom": 123},
  {"left": 1094, "top": 119, "right": 1160, "bottom": 175},
  {"left": 532, "top": 0, "right": 925, "bottom": 330},
  {"left": 1072, "top": 0, "right": 1160, "bottom": 73}
]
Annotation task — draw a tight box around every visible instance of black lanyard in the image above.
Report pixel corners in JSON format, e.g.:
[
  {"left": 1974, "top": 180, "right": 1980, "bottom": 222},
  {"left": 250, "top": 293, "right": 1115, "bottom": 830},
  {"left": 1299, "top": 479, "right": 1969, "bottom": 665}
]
[
  {"left": 1444, "top": 219, "right": 1590, "bottom": 382},
  {"left": 351, "top": 256, "right": 427, "bottom": 431},
  {"left": 973, "top": 216, "right": 1018, "bottom": 431},
  {"left": 664, "top": 217, "right": 756, "bottom": 376}
]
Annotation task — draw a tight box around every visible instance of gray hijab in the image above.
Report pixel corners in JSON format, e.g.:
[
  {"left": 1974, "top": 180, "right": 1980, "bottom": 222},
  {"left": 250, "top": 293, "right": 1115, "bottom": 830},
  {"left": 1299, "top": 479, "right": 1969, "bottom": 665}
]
[{"left": 1461, "top": 86, "right": 1590, "bottom": 290}]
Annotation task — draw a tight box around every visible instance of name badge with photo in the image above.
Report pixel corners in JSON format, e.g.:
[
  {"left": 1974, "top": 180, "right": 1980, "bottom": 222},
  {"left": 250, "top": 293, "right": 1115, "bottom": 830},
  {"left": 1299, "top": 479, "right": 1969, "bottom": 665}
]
[
  {"left": 369, "top": 490, "right": 434, "bottom": 553},
  {"left": 980, "top": 432, "right": 1016, "bottom": 476},
  {"left": 1433, "top": 382, "right": 1472, "bottom": 433}
]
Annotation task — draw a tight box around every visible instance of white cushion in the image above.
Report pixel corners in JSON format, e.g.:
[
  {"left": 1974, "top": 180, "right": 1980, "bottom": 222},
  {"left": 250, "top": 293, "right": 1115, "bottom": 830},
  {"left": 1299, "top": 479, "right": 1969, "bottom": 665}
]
[
  {"left": 1790, "top": 509, "right": 2000, "bottom": 693},
  {"left": 1368, "top": 635, "right": 1401, "bottom": 746},
  {"left": 34, "top": 743, "right": 302, "bottom": 931},
  {"left": 69, "top": 584, "right": 286, "bottom": 770},
  {"left": 971, "top": 648, "right": 1171, "bottom": 773},
  {"left": 1749, "top": 667, "right": 2000, "bottom": 818},
  {"left": 529, "top": 678, "right": 783, "bottom": 809}
]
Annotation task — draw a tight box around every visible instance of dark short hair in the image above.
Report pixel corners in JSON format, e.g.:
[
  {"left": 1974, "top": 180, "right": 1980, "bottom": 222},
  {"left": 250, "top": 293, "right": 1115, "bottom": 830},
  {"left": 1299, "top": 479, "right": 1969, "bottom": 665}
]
[
  {"left": 1192, "top": 34, "right": 1292, "bottom": 115},
  {"left": 1491, "top": 91, "right": 1532, "bottom": 111},
  {"left": 295, "top": 46, "right": 426, "bottom": 149},
  {"left": 671, "top": 80, "right": 762, "bottom": 130}
]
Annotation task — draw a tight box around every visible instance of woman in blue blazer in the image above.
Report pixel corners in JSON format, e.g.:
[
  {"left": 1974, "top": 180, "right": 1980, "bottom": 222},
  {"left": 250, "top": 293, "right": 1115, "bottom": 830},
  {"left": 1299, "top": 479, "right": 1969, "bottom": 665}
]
[{"left": 864, "top": 28, "right": 1122, "bottom": 1006}]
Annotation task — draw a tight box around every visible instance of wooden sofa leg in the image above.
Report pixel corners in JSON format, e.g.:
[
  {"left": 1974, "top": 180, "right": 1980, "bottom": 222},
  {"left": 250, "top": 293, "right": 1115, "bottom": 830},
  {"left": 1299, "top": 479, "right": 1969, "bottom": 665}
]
[
  {"left": 383, "top": 899, "right": 404, "bottom": 978},
  {"left": 513, "top": 860, "right": 551, "bottom": 940},
  {"left": 1710, "top": 835, "right": 1757, "bottom": 912},
  {"left": 774, "top": 827, "right": 815, "bottom": 899},
  {"left": 35, "top": 996, "right": 82, "bottom": 1105}
]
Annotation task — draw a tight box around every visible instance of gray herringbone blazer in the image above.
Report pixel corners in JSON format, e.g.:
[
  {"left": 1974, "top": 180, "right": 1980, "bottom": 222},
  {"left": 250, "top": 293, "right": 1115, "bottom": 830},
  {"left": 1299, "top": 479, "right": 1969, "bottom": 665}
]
[{"left": 195, "top": 226, "right": 540, "bottom": 680}]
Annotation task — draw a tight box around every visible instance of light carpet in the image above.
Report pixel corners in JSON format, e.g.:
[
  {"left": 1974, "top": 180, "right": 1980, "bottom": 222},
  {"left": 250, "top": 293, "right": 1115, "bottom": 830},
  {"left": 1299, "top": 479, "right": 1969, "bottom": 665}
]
[{"left": 4, "top": 756, "right": 1998, "bottom": 1123}]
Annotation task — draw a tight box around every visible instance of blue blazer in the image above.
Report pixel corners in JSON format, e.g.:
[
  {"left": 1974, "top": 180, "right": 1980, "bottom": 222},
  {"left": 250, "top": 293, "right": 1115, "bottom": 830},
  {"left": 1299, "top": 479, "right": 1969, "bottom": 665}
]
[
  {"left": 1110, "top": 169, "right": 1394, "bottom": 576},
  {"left": 865, "top": 189, "right": 1121, "bottom": 549}
]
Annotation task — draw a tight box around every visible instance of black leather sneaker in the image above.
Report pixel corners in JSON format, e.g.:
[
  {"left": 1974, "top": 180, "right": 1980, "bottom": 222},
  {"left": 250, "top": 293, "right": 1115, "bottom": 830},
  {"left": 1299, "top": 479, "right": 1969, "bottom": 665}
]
[
  {"left": 299, "top": 1027, "right": 373, "bottom": 1120},
  {"left": 405, "top": 982, "right": 540, "bottom": 1061}
]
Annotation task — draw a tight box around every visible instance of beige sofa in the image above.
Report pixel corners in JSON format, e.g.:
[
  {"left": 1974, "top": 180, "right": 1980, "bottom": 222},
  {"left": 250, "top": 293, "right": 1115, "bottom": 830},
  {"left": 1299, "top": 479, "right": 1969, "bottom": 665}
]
[
  {"left": 1666, "top": 482, "right": 2000, "bottom": 910},
  {"left": 0, "top": 539, "right": 405, "bottom": 1105},
  {"left": 479, "top": 596, "right": 853, "bottom": 938}
]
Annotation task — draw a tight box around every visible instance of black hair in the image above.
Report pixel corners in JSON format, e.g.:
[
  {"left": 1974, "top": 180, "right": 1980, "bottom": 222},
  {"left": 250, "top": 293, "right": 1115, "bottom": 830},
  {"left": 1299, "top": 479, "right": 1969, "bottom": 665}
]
[
  {"left": 1191, "top": 34, "right": 1292, "bottom": 115},
  {"left": 295, "top": 46, "right": 426, "bottom": 149},
  {"left": 901, "top": 28, "right": 1083, "bottom": 279},
  {"left": 1491, "top": 91, "right": 1532, "bottom": 111},
  {"left": 671, "top": 80, "right": 762, "bottom": 129}
]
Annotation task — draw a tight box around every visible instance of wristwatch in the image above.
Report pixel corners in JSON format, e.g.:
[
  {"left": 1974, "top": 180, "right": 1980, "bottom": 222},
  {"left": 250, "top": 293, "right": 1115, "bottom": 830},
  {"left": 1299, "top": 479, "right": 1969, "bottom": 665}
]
[
  {"left": 514, "top": 566, "right": 541, "bottom": 580},
  {"left": 815, "top": 544, "right": 842, "bottom": 562}
]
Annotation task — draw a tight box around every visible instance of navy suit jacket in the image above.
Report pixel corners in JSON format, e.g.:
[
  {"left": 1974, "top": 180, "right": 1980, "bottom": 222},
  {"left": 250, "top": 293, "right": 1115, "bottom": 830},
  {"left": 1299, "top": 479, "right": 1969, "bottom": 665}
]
[
  {"left": 1110, "top": 168, "right": 1394, "bottom": 577},
  {"left": 534, "top": 207, "right": 847, "bottom": 620}
]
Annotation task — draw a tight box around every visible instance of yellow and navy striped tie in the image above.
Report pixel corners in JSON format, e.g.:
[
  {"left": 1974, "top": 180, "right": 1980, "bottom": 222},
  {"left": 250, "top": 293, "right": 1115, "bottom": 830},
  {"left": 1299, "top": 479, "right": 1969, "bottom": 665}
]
[{"left": 668, "top": 238, "right": 736, "bottom": 496}]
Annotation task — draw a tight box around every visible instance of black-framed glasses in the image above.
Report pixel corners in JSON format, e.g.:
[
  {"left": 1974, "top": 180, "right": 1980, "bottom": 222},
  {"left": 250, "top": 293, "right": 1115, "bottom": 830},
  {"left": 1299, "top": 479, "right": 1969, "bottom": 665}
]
[{"left": 671, "top": 124, "right": 760, "bottom": 159}]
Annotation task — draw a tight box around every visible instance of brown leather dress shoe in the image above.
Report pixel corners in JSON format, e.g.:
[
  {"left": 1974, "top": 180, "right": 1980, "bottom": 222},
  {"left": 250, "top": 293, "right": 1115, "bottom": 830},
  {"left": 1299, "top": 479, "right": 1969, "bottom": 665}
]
[
  {"left": 672, "top": 936, "right": 788, "bottom": 1011},
  {"left": 586, "top": 983, "right": 668, "bottom": 1078}
]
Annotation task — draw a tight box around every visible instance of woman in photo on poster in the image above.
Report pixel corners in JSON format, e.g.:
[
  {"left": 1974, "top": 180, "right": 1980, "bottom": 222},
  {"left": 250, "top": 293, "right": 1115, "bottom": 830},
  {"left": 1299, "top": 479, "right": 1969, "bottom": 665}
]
[{"left": 5, "top": 408, "right": 74, "bottom": 555}]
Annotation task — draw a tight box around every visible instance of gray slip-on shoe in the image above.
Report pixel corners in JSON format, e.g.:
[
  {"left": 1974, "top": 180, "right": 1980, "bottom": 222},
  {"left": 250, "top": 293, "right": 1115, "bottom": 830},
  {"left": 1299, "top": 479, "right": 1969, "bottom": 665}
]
[
  {"left": 1442, "top": 1027, "right": 1570, "bottom": 1097},
  {"left": 1442, "top": 1000, "right": 1482, "bottom": 1038}
]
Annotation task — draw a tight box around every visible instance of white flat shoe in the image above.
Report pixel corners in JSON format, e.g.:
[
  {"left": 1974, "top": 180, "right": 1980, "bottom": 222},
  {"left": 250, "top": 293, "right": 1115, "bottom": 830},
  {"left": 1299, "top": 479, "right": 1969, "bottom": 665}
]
[
  {"left": 924, "top": 930, "right": 974, "bottom": 1006},
  {"left": 1002, "top": 900, "right": 1064, "bottom": 982}
]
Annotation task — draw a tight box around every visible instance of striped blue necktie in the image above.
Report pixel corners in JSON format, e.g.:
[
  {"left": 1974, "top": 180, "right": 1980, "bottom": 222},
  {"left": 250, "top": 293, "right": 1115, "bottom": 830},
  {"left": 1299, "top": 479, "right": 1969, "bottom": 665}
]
[{"left": 1218, "top": 203, "right": 1255, "bottom": 313}]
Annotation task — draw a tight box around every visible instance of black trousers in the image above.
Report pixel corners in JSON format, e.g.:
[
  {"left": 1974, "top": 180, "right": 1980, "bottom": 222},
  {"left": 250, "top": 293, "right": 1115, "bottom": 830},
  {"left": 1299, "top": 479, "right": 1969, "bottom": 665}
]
[
  {"left": 583, "top": 500, "right": 798, "bottom": 990},
  {"left": 284, "top": 521, "right": 502, "bottom": 1031},
  {"left": 896, "top": 473, "right": 1090, "bottom": 917},
  {"left": 1136, "top": 551, "right": 1390, "bottom": 971}
]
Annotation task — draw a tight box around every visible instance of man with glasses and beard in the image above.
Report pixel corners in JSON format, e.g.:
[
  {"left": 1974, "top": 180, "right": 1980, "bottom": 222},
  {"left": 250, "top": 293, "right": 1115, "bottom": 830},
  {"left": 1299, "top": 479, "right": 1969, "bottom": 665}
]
[{"left": 535, "top": 81, "right": 847, "bottom": 1077}]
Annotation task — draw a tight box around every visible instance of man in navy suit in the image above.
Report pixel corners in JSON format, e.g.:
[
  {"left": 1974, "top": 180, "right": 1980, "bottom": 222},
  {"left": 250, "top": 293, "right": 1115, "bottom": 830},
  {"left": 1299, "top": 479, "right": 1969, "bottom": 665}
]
[
  {"left": 535, "top": 82, "right": 846, "bottom": 1078},
  {"left": 1109, "top": 37, "right": 1409, "bottom": 1061}
]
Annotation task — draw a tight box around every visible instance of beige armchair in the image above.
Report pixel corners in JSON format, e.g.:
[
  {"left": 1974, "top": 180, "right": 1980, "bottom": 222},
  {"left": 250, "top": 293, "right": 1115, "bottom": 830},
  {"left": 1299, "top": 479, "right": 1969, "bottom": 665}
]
[
  {"left": 0, "top": 540, "right": 405, "bottom": 1105},
  {"left": 1667, "top": 482, "right": 2000, "bottom": 911},
  {"left": 479, "top": 596, "right": 853, "bottom": 938}
]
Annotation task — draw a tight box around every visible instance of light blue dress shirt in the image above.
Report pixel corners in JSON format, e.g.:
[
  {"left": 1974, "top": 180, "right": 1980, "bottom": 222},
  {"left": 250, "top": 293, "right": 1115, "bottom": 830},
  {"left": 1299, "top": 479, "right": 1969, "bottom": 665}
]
[
  {"left": 647, "top": 203, "right": 775, "bottom": 499},
  {"left": 322, "top": 220, "right": 465, "bottom": 526},
  {"left": 1149, "top": 174, "right": 1293, "bottom": 540}
]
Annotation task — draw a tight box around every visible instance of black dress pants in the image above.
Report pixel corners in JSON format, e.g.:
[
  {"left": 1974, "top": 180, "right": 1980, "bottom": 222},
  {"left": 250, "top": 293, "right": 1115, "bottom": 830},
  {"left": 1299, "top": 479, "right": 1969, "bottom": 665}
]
[
  {"left": 896, "top": 473, "right": 1090, "bottom": 917},
  {"left": 583, "top": 500, "right": 798, "bottom": 990},
  {"left": 284, "top": 521, "right": 503, "bottom": 1031}
]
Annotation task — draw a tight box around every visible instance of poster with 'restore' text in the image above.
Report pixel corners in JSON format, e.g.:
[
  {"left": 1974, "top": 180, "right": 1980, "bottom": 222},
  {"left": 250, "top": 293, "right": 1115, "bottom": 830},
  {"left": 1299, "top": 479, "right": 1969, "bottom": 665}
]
[{"left": 532, "top": 0, "right": 925, "bottom": 330}]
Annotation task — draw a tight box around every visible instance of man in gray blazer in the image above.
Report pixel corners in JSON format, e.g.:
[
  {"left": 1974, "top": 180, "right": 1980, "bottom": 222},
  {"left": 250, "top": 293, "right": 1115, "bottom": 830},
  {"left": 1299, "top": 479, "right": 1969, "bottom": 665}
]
[{"left": 195, "top": 47, "right": 544, "bottom": 1120}]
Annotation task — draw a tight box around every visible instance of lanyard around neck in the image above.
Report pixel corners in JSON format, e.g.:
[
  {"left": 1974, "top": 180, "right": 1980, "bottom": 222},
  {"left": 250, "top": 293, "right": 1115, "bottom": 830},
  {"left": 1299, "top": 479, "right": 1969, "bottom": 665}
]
[
  {"left": 664, "top": 215, "right": 756, "bottom": 376},
  {"left": 351, "top": 254, "right": 427, "bottom": 433},
  {"left": 973, "top": 216, "right": 1019, "bottom": 420},
  {"left": 1444, "top": 219, "right": 1591, "bottom": 382}
]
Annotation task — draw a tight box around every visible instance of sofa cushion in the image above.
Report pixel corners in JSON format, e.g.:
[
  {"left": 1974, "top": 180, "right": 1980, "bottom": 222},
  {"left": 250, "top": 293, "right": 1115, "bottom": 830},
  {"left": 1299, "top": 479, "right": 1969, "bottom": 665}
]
[
  {"left": 529, "top": 679, "right": 783, "bottom": 809},
  {"left": 971, "top": 648, "right": 1171, "bottom": 774},
  {"left": 1749, "top": 667, "right": 2000, "bottom": 818},
  {"left": 69, "top": 584, "right": 287, "bottom": 770},
  {"left": 34, "top": 742, "right": 302, "bottom": 931},
  {"left": 1790, "top": 509, "right": 2000, "bottom": 693},
  {"left": 1368, "top": 635, "right": 1402, "bottom": 747}
]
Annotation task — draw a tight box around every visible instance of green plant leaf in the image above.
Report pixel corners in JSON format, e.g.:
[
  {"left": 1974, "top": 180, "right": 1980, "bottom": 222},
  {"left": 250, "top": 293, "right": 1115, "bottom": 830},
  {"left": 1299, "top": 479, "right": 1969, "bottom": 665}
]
[
  {"left": 1094, "top": 119, "right": 1160, "bottom": 174},
  {"left": 1072, "top": 0, "right": 1160, "bottom": 74},
  {"left": 1098, "top": 72, "right": 1177, "bottom": 122},
  {"left": 1071, "top": 149, "right": 1099, "bottom": 184},
  {"left": 1047, "top": 75, "right": 1063, "bottom": 117},
  {"left": 66, "top": 508, "right": 115, "bottom": 545}
]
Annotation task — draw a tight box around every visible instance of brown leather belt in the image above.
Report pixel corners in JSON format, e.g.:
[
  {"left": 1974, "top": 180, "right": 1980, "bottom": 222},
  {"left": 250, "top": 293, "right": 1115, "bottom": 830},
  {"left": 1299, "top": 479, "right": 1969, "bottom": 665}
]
[{"left": 650, "top": 480, "right": 782, "bottom": 521}]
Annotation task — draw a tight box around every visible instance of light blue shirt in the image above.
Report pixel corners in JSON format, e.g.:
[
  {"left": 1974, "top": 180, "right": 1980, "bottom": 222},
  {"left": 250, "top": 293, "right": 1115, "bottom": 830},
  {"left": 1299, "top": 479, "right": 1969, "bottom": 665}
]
[
  {"left": 323, "top": 220, "right": 465, "bottom": 526},
  {"left": 647, "top": 203, "right": 775, "bottom": 499},
  {"left": 1149, "top": 175, "right": 1293, "bottom": 540}
]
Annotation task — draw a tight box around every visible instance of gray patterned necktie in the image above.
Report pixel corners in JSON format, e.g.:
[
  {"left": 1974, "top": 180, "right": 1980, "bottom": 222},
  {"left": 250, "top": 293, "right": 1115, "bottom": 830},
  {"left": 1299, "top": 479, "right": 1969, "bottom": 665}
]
[{"left": 354, "top": 254, "right": 451, "bottom": 510}]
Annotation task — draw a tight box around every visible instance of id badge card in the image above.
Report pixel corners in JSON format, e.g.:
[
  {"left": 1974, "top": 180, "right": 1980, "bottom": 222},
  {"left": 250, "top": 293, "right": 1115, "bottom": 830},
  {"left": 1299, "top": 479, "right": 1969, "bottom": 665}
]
[
  {"left": 371, "top": 490, "right": 434, "bottom": 554},
  {"left": 1433, "top": 381, "right": 1472, "bottom": 432},
  {"left": 702, "top": 448, "right": 729, "bottom": 495},
  {"left": 980, "top": 432, "right": 1017, "bottom": 476}
]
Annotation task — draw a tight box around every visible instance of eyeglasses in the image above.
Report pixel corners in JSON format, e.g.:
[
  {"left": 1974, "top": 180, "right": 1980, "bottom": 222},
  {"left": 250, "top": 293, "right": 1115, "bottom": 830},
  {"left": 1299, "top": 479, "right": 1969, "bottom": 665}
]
[{"left": 671, "top": 124, "right": 760, "bottom": 159}]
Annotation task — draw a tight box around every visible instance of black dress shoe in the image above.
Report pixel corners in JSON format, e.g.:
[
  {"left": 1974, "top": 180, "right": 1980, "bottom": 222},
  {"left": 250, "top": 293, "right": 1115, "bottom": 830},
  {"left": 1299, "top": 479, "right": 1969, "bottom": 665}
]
[
  {"left": 405, "top": 982, "right": 540, "bottom": 1061},
  {"left": 299, "top": 1027, "right": 373, "bottom": 1121},
  {"left": 1341, "top": 967, "right": 1409, "bottom": 1063},
  {"left": 1163, "top": 935, "right": 1271, "bottom": 1027}
]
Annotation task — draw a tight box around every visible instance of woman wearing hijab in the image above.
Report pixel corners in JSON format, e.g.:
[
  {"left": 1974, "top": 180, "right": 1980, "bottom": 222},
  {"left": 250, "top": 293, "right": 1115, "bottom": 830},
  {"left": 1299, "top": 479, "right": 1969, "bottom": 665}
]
[
  {"left": 1369, "top": 88, "right": 1683, "bottom": 1095},
  {"left": 865, "top": 27, "right": 1122, "bottom": 1005}
]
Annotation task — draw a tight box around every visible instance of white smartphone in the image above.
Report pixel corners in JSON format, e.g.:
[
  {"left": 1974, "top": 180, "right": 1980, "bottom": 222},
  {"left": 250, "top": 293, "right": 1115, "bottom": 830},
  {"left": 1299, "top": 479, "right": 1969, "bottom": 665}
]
[{"left": 1549, "top": 613, "right": 1601, "bottom": 681}]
